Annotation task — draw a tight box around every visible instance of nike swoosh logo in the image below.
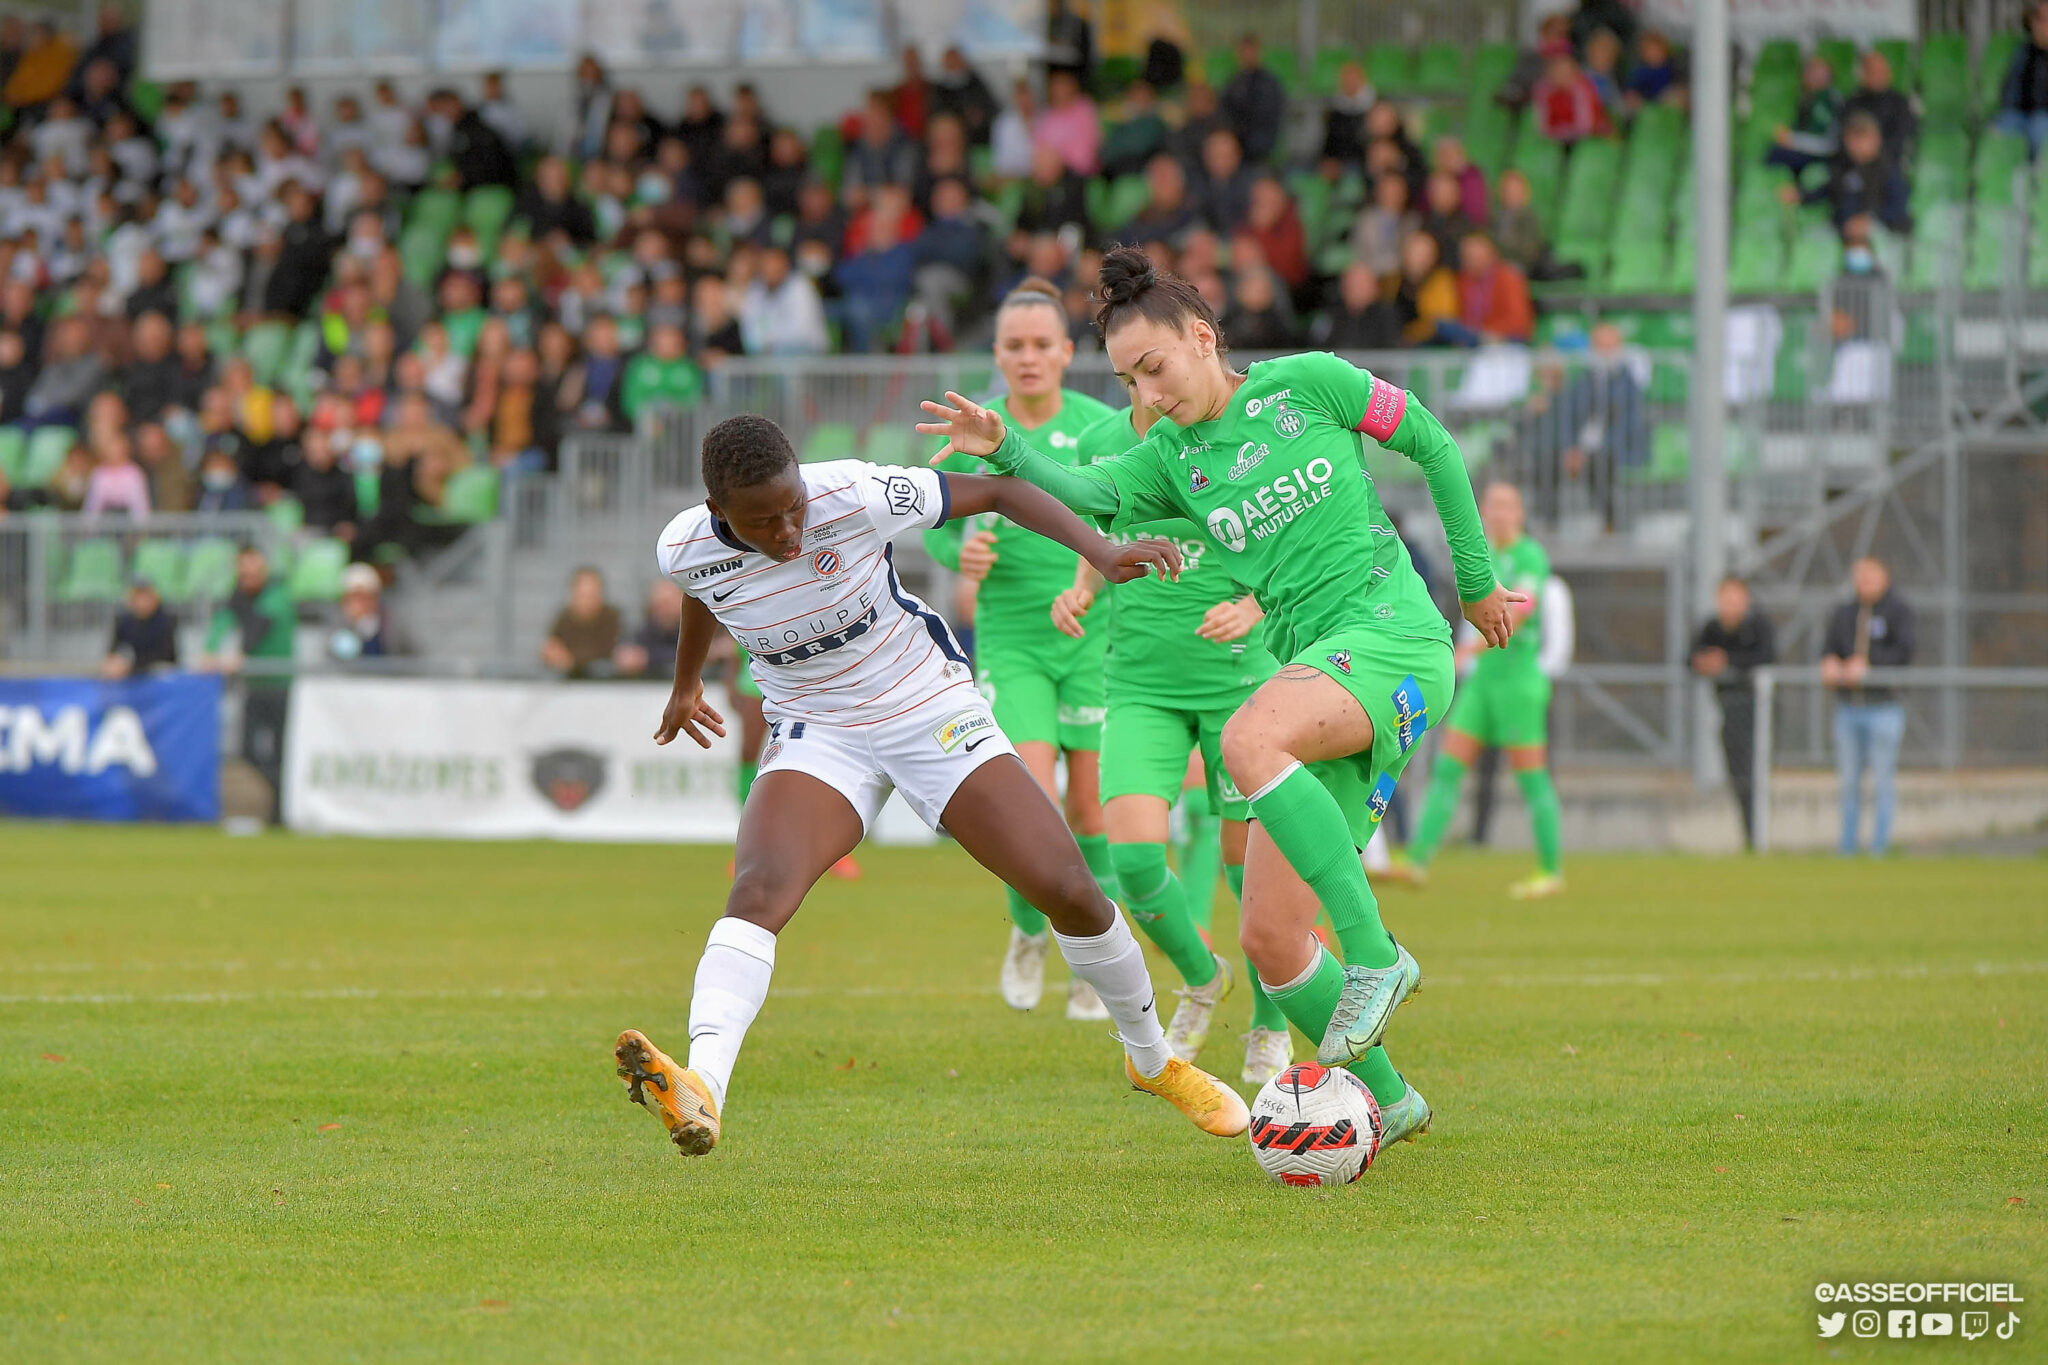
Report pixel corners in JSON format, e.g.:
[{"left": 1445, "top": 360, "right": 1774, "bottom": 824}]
[
  {"left": 1141, "top": 997, "right": 1154, "bottom": 1013},
  {"left": 711, "top": 585, "right": 740, "bottom": 602},
  {"left": 964, "top": 734, "right": 995, "bottom": 752}
]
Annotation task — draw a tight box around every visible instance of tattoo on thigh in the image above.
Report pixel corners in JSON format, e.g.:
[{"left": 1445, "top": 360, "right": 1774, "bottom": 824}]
[{"left": 1275, "top": 664, "right": 1325, "bottom": 682}]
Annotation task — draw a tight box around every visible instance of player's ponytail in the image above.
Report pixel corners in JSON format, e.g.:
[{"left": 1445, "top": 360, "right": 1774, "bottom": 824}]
[{"left": 1093, "top": 245, "right": 1226, "bottom": 352}]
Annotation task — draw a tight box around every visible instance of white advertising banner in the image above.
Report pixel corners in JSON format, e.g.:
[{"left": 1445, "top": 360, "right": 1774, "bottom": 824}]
[
  {"left": 1636, "top": 0, "right": 1917, "bottom": 41},
  {"left": 283, "top": 677, "right": 934, "bottom": 844}
]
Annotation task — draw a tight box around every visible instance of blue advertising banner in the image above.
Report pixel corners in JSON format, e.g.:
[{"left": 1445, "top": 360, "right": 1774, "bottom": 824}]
[{"left": 0, "top": 675, "right": 222, "bottom": 823}]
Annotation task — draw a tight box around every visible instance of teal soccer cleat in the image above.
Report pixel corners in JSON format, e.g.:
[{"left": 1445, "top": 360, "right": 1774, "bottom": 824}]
[{"left": 1316, "top": 941, "right": 1423, "bottom": 1066}]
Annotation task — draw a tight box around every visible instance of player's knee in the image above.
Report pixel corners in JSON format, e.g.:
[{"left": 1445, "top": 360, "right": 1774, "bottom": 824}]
[
  {"left": 1108, "top": 840, "right": 1169, "bottom": 900},
  {"left": 723, "top": 865, "right": 802, "bottom": 933},
  {"left": 1235, "top": 912, "right": 1297, "bottom": 978},
  {"left": 1033, "top": 860, "right": 1112, "bottom": 935},
  {"left": 1219, "top": 711, "right": 1274, "bottom": 794}
]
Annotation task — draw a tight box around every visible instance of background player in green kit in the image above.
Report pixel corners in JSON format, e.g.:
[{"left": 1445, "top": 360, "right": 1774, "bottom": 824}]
[
  {"left": 1400, "top": 481, "right": 1563, "bottom": 899},
  {"left": 1049, "top": 400, "right": 1296, "bottom": 1085},
  {"left": 920, "top": 248, "right": 1525, "bottom": 1158},
  {"left": 924, "top": 278, "right": 1121, "bottom": 1019}
]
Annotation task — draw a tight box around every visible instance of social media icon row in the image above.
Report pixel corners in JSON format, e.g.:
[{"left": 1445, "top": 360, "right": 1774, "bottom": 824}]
[{"left": 1821, "top": 1309, "right": 2019, "bottom": 1339}]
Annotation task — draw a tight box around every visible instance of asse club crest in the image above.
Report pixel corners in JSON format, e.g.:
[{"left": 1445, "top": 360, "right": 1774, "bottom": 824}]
[
  {"left": 1272, "top": 404, "right": 1304, "bottom": 439},
  {"left": 531, "top": 747, "right": 608, "bottom": 812}
]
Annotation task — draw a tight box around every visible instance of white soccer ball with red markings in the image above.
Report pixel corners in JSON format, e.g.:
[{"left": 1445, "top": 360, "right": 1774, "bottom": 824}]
[{"left": 1247, "top": 1062, "right": 1384, "bottom": 1186}]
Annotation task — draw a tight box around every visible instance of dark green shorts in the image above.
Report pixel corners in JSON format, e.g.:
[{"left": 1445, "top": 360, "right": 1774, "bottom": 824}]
[
  {"left": 1443, "top": 665, "right": 1551, "bottom": 748},
  {"left": 1294, "top": 628, "right": 1455, "bottom": 846},
  {"left": 975, "top": 631, "right": 1107, "bottom": 750}
]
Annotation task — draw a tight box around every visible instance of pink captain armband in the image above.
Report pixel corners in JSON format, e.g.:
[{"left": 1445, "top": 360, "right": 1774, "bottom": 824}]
[{"left": 1355, "top": 375, "right": 1407, "bottom": 442}]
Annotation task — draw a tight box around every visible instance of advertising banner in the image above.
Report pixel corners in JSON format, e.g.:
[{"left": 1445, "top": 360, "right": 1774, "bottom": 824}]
[
  {"left": 284, "top": 677, "right": 934, "bottom": 844},
  {"left": 0, "top": 674, "right": 221, "bottom": 823}
]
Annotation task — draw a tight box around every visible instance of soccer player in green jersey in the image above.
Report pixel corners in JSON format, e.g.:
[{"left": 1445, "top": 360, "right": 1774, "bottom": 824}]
[
  {"left": 1400, "top": 481, "right": 1563, "bottom": 898},
  {"left": 919, "top": 248, "right": 1524, "bottom": 1153},
  {"left": 924, "top": 279, "right": 1122, "bottom": 1019},
  {"left": 1049, "top": 399, "right": 1296, "bottom": 1084}
]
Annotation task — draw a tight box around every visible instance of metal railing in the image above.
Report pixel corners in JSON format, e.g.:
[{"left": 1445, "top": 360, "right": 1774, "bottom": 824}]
[{"left": 1747, "top": 664, "right": 2048, "bottom": 850}]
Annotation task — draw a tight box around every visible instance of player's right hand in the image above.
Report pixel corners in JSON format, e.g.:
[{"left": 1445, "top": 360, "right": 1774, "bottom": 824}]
[
  {"left": 957, "top": 529, "right": 999, "bottom": 581},
  {"left": 919, "top": 391, "right": 1008, "bottom": 461},
  {"left": 1050, "top": 586, "right": 1095, "bottom": 638},
  {"left": 655, "top": 680, "right": 727, "bottom": 749},
  {"left": 1096, "top": 537, "right": 1182, "bottom": 585}
]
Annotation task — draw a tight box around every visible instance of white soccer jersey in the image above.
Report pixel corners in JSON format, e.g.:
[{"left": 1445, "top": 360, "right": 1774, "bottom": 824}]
[{"left": 657, "top": 461, "right": 974, "bottom": 727}]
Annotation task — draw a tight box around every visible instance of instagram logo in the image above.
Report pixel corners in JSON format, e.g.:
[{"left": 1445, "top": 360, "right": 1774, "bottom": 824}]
[{"left": 1852, "top": 1311, "right": 1881, "bottom": 1338}]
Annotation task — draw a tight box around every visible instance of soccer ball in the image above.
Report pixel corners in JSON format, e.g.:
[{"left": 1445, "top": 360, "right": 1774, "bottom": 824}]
[{"left": 1247, "top": 1062, "right": 1384, "bottom": 1186}]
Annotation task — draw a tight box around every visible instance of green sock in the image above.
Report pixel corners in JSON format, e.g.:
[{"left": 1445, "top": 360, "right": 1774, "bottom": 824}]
[
  {"left": 1074, "top": 832, "right": 1120, "bottom": 906},
  {"left": 1516, "top": 767, "right": 1564, "bottom": 875},
  {"left": 1226, "top": 862, "right": 1288, "bottom": 1033},
  {"left": 1262, "top": 947, "right": 1407, "bottom": 1106},
  {"left": 1005, "top": 886, "right": 1049, "bottom": 937},
  {"left": 1178, "top": 804, "right": 1223, "bottom": 932},
  {"left": 1109, "top": 842, "right": 1216, "bottom": 987},
  {"left": 1407, "top": 751, "right": 1469, "bottom": 868},
  {"left": 736, "top": 760, "right": 759, "bottom": 803},
  {"left": 1248, "top": 764, "right": 1396, "bottom": 969}
]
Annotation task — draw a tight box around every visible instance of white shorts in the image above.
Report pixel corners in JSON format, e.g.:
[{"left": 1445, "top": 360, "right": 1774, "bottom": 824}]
[{"left": 757, "top": 686, "right": 1017, "bottom": 833}]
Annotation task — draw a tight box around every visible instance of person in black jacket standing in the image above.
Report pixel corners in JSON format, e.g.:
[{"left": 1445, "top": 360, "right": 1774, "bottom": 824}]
[
  {"left": 1691, "top": 576, "right": 1777, "bottom": 849},
  {"left": 1821, "top": 556, "right": 1915, "bottom": 854},
  {"left": 428, "top": 89, "right": 517, "bottom": 190}
]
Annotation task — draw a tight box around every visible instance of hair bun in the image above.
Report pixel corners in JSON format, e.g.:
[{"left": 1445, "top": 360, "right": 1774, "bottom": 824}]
[{"left": 1097, "top": 246, "right": 1156, "bottom": 305}]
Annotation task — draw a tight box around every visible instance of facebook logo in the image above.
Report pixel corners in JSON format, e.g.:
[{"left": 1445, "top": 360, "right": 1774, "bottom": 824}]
[{"left": 1888, "top": 1310, "right": 1917, "bottom": 1338}]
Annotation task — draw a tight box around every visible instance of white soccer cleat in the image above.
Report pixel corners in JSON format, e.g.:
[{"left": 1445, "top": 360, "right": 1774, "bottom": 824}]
[
  {"left": 1000, "top": 927, "right": 1049, "bottom": 1010},
  {"left": 1164, "top": 955, "right": 1233, "bottom": 1063},
  {"left": 1241, "top": 1027, "right": 1294, "bottom": 1086},
  {"left": 1066, "top": 976, "right": 1111, "bottom": 1020}
]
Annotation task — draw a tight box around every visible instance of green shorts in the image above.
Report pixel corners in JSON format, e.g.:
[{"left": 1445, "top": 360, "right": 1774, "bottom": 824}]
[
  {"left": 1444, "top": 665, "right": 1551, "bottom": 748},
  {"left": 976, "top": 630, "right": 1107, "bottom": 750},
  {"left": 1296, "top": 628, "right": 1456, "bottom": 846},
  {"left": 1100, "top": 699, "right": 1250, "bottom": 820}
]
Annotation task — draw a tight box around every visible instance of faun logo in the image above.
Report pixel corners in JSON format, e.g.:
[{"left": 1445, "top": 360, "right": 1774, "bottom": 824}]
[
  {"left": 1206, "top": 506, "right": 1247, "bottom": 552},
  {"left": 531, "top": 747, "right": 607, "bottom": 813},
  {"left": 690, "top": 557, "right": 744, "bottom": 580}
]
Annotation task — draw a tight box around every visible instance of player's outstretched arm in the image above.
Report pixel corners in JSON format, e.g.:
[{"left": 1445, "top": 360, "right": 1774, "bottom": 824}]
[
  {"left": 945, "top": 473, "right": 1179, "bottom": 584},
  {"left": 655, "top": 592, "right": 728, "bottom": 748},
  {"left": 1381, "top": 394, "right": 1526, "bottom": 648},
  {"left": 919, "top": 392, "right": 1123, "bottom": 518}
]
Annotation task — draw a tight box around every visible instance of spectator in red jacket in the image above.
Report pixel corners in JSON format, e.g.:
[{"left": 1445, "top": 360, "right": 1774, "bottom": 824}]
[
  {"left": 1533, "top": 52, "right": 1611, "bottom": 144},
  {"left": 1451, "top": 231, "right": 1533, "bottom": 345},
  {"left": 1236, "top": 174, "right": 1308, "bottom": 299}
]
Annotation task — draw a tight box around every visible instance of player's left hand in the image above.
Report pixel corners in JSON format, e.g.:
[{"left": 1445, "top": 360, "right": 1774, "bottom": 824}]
[
  {"left": 1094, "top": 537, "right": 1182, "bottom": 585},
  {"left": 655, "top": 680, "right": 727, "bottom": 749},
  {"left": 918, "top": 391, "right": 1008, "bottom": 461},
  {"left": 1462, "top": 584, "right": 1529, "bottom": 650},
  {"left": 1195, "top": 595, "right": 1263, "bottom": 642},
  {"left": 1050, "top": 586, "right": 1095, "bottom": 638}
]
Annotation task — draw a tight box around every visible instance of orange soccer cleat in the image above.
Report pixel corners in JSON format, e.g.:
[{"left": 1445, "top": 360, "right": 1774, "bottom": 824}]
[
  {"left": 614, "top": 1029, "right": 720, "bottom": 1156},
  {"left": 1126, "top": 1055, "right": 1251, "bottom": 1137}
]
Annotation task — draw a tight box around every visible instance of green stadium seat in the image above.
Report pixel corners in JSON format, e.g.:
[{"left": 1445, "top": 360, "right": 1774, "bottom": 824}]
[
  {"left": 1285, "top": 173, "right": 1331, "bottom": 253},
  {"left": 183, "top": 538, "right": 238, "bottom": 601},
  {"left": 463, "top": 185, "right": 517, "bottom": 256},
  {"left": 129, "top": 79, "right": 166, "bottom": 121},
  {"left": 1979, "top": 33, "right": 2021, "bottom": 119},
  {"left": 1634, "top": 424, "right": 1689, "bottom": 483},
  {"left": 278, "top": 322, "right": 323, "bottom": 407},
  {"left": 266, "top": 497, "right": 305, "bottom": 535},
  {"left": 0, "top": 425, "right": 24, "bottom": 484},
  {"left": 407, "top": 187, "right": 462, "bottom": 236},
  {"left": 1552, "top": 238, "right": 1607, "bottom": 287},
  {"left": 1415, "top": 42, "right": 1465, "bottom": 94},
  {"left": 860, "top": 423, "right": 914, "bottom": 466},
  {"left": 1872, "top": 38, "right": 1914, "bottom": 94},
  {"left": 1753, "top": 39, "right": 1799, "bottom": 82},
  {"left": 1606, "top": 241, "right": 1668, "bottom": 294},
  {"left": 1365, "top": 43, "right": 1414, "bottom": 95},
  {"left": 1814, "top": 39, "right": 1857, "bottom": 94},
  {"left": 355, "top": 469, "right": 380, "bottom": 519},
  {"left": 129, "top": 539, "right": 187, "bottom": 600},
  {"left": 1783, "top": 228, "right": 1841, "bottom": 292},
  {"left": 1471, "top": 41, "right": 1518, "bottom": 98},
  {"left": 1461, "top": 103, "right": 1513, "bottom": 180},
  {"left": 1310, "top": 46, "right": 1362, "bottom": 97},
  {"left": 1421, "top": 104, "right": 1464, "bottom": 147},
  {"left": 1266, "top": 50, "right": 1301, "bottom": 95},
  {"left": 810, "top": 125, "right": 844, "bottom": 190},
  {"left": 1918, "top": 35, "right": 1969, "bottom": 120},
  {"left": 1098, "top": 54, "right": 1141, "bottom": 94},
  {"left": 398, "top": 222, "right": 448, "bottom": 290},
  {"left": 286, "top": 537, "right": 350, "bottom": 602},
  {"left": 241, "top": 321, "right": 293, "bottom": 386},
  {"left": 1084, "top": 176, "right": 1114, "bottom": 229},
  {"left": 436, "top": 466, "right": 500, "bottom": 523},
  {"left": 55, "top": 538, "right": 126, "bottom": 603},
  {"left": 23, "top": 425, "right": 76, "bottom": 486},
  {"left": 1557, "top": 140, "right": 1622, "bottom": 244},
  {"left": 1974, "top": 133, "right": 2030, "bottom": 207},
  {"left": 1772, "top": 313, "right": 1816, "bottom": 404},
  {"left": 1728, "top": 233, "right": 1785, "bottom": 294},
  {"left": 800, "top": 421, "right": 858, "bottom": 464},
  {"left": 991, "top": 180, "right": 1026, "bottom": 233},
  {"left": 1202, "top": 47, "right": 1235, "bottom": 92}
]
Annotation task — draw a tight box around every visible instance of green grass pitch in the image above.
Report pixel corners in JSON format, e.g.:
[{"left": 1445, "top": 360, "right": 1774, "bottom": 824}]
[{"left": 2, "top": 825, "right": 2042, "bottom": 1362}]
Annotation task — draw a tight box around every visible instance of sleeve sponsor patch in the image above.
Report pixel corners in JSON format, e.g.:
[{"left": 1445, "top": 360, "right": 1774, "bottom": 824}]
[
  {"left": 879, "top": 474, "right": 927, "bottom": 519},
  {"left": 1356, "top": 376, "right": 1408, "bottom": 442}
]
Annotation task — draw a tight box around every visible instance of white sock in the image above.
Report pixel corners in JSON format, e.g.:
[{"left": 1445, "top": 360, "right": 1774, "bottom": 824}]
[
  {"left": 1053, "top": 917, "right": 1174, "bottom": 1078},
  {"left": 686, "top": 916, "right": 777, "bottom": 1112},
  {"left": 1362, "top": 825, "right": 1392, "bottom": 874}
]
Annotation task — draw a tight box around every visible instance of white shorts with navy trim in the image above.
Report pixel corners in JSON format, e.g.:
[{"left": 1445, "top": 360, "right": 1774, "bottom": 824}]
[{"left": 756, "top": 684, "right": 1016, "bottom": 832}]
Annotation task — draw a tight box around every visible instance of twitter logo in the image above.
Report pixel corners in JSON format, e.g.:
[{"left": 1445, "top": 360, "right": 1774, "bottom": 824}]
[{"left": 1818, "top": 1313, "right": 1847, "bottom": 1338}]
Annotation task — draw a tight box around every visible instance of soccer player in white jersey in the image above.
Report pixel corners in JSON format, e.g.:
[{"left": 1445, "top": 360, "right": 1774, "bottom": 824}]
[{"left": 613, "top": 414, "right": 1250, "bottom": 1156}]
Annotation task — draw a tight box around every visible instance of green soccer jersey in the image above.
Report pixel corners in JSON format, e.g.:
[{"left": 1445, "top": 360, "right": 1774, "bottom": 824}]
[
  {"left": 1472, "top": 534, "right": 1549, "bottom": 678},
  {"left": 925, "top": 388, "right": 1117, "bottom": 643},
  {"left": 992, "top": 353, "right": 1496, "bottom": 666},
  {"left": 1077, "top": 407, "right": 1276, "bottom": 709}
]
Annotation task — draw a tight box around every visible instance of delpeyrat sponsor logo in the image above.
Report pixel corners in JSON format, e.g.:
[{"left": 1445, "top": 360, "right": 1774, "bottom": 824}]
[
  {"left": 530, "top": 747, "right": 607, "bottom": 812},
  {"left": 1366, "top": 772, "right": 1397, "bottom": 824},
  {"left": 933, "top": 708, "right": 996, "bottom": 753},
  {"left": 1391, "top": 674, "right": 1429, "bottom": 752}
]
